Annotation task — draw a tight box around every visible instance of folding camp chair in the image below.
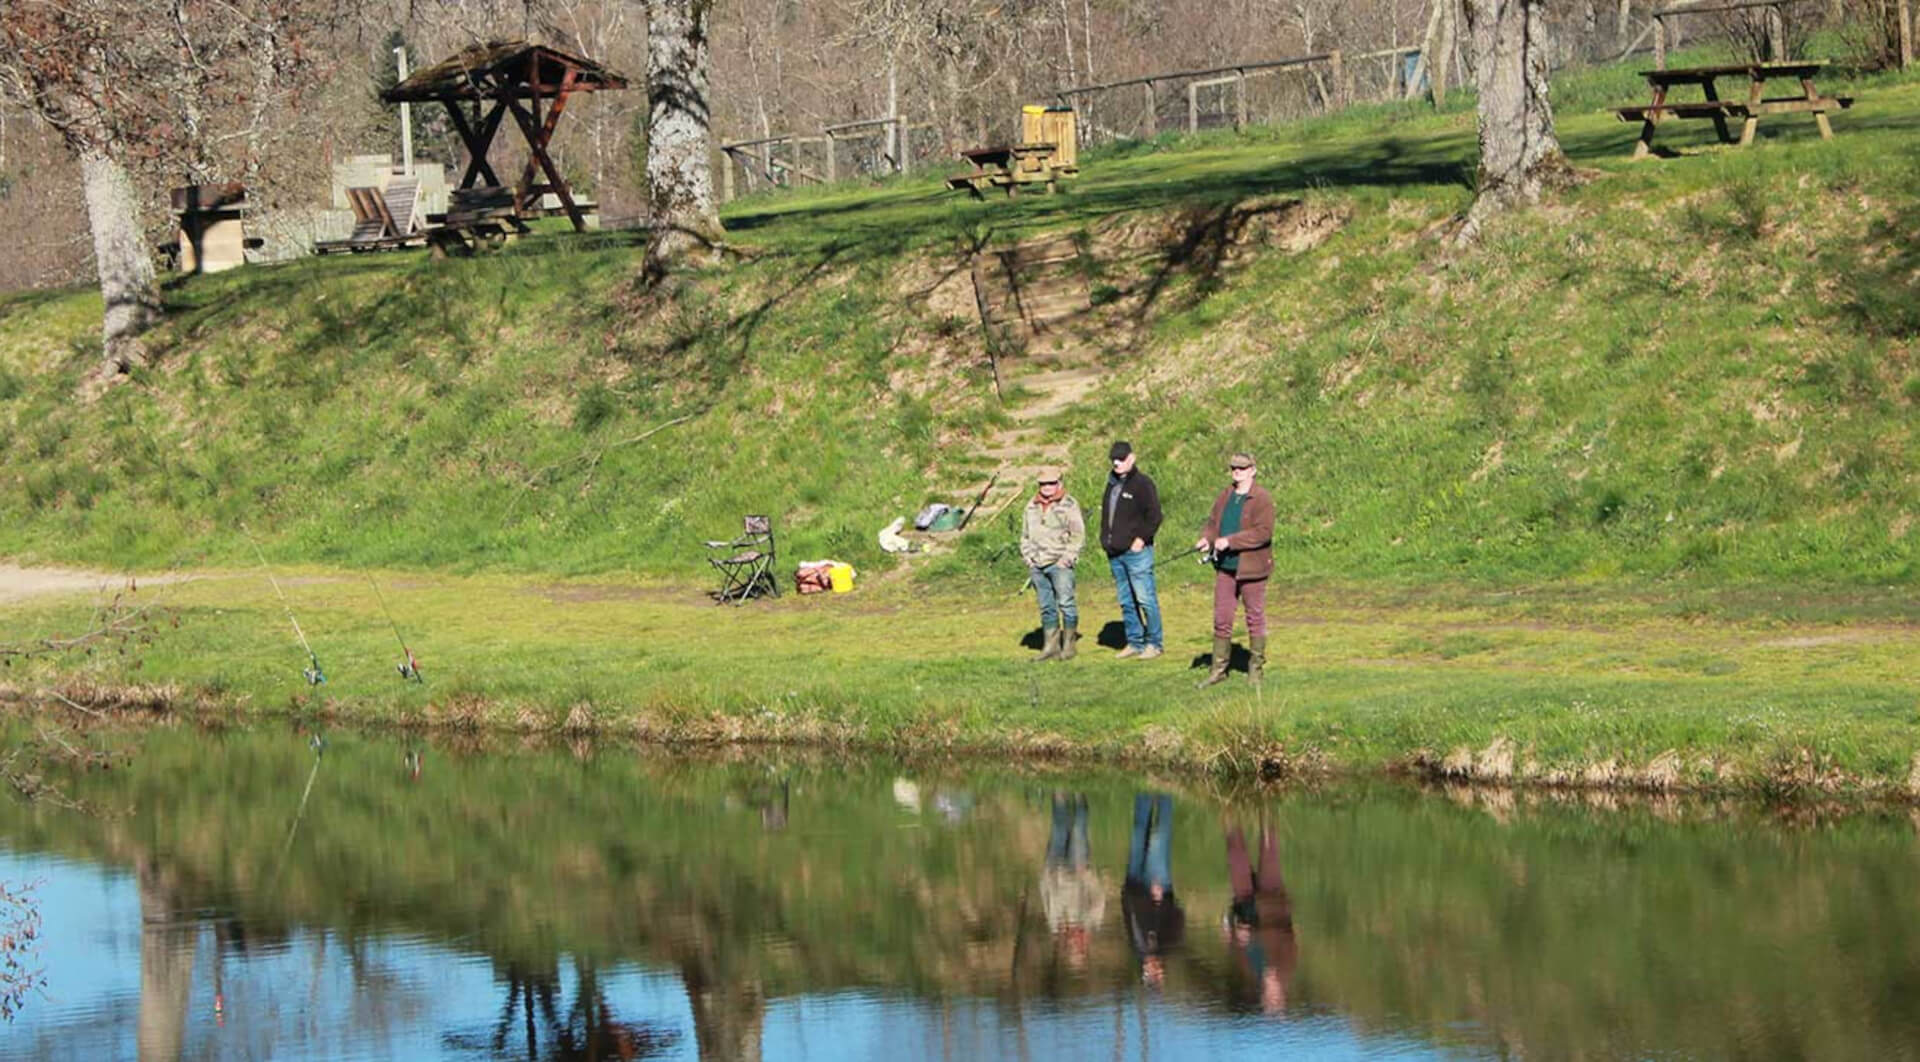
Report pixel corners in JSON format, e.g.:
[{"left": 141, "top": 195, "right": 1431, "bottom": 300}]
[{"left": 706, "top": 515, "right": 779, "bottom": 604}]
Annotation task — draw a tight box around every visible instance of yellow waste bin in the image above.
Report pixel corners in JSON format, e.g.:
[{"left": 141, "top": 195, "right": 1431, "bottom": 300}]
[{"left": 829, "top": 563, "right": 856, "bottom": 593}]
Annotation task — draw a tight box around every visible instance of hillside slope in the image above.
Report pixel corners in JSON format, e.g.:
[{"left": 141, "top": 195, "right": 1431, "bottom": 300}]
[{"left": 0, "top": 62, "right": 1914, "bottom": 590}]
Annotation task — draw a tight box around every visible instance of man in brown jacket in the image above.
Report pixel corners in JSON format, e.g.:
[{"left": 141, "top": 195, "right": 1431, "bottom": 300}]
[{"left": 1195, "top": 452, "right": 1275, "bottom": 687}]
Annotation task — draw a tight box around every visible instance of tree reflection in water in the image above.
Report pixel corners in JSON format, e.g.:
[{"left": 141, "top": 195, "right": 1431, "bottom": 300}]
[
  {"left": 6, "top": 725, "right": 1920, "bottom": 1062},
  {"left": 445, "top": 957, "right": 680, "bottom": 1060}
]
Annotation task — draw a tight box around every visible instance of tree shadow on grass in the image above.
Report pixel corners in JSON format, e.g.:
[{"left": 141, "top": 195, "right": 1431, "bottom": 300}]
[
  {"left": 722, "top": 130, "right": 1477, "bottom": 267},
  {"left": 1823, "top": 198, "right": 1920, "bottom": 340}
]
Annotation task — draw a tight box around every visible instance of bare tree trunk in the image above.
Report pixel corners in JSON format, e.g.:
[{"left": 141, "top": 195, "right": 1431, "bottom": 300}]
[
  {"left": 1057, "top": 0, "right": 1076, "bottom": 92},
  {"left": 645, "top": 0, "right": 722, "bottom": 275},
  {"left": 136, "top": 861, "right": 196, "bottom": 1062},
  {"left": 1457, "top": 0, "right": 1571, "bottom": 243},
  {"left": 80, "top": 147, "right": 162, "bottom": 368},
  {"left": 1082, "top": 0, "right": 1096, "bottom": 82},
  {"left": 886, "top": 49, "right": 900, "bottom": 170},
  {"left": 242, "top": 8, "right": 283, "bottom": 194},
  {"left": 1618, "top": 0, "right": 1633, "bottom": 49},
  {"left": 169, "top": 0, "right": 217, "bottom": 185},
  {"left": 1410, "top": 0, "right": 1447, "bottom": 101},
  {"left": 683, "top": 960, "right": 764, "bottom": 1062}
]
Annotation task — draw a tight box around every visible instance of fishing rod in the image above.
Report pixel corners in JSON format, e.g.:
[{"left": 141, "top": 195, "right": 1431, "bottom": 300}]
[
  {"left": 366, "top": 574, "right": 423, "bottom": 683},
  {"left": 1154, "top": 543, "right": 1213, "bottom": 569},
  {"left": 272, "top": 733, "right": 326, "bottom": 886},
  {"left": 955, "top": 473, "right": 999, "bottom": 532},
  {"left": 242, "top": 524, "right": 325, "bottom": 686}
]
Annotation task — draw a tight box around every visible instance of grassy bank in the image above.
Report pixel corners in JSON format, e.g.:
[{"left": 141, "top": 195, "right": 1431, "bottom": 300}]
[
  {"left": 0, "top": 54, "right": 1913, "bottom": 587},
  {"left": 1, "top": 54, "right": 1915, "bottom": 787},
  {"left": 3, "top": 568, "right": 1915, "bottom": 794}
]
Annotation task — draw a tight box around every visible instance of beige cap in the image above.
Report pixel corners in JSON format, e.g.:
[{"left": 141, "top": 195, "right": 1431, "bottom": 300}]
[{"left": 1035, "top": 466, "right": 1062, "bottom": 483}]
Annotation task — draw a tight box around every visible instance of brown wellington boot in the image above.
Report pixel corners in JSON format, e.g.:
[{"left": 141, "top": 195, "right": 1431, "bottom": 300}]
[
  {"left": 1197, "top": 636, "right": 1233, "bottom": 688},
  {"left": 1033, "top": 626, "right": 1062, "bottom": 663},
  {"left": 1249, "top": 635, "right": 1267, "bottom": 685},
  {"left": 1060, "top": 622, "right": 1079, "bottom": 661}
]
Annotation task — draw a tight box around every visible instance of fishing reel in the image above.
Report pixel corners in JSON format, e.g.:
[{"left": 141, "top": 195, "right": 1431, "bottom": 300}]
[
  {"left": 303, "top": 655, "right": 327, "bottom": 686},
  {"left": 396, "top": 650, "right": 423, "bottom": 683},
  {"left": 1197, "top": 546, "right": 1218, "bottom": 566}
]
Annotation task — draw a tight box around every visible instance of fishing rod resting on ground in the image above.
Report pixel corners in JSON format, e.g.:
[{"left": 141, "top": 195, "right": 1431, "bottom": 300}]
[
  {"left": 242, "top": 525, "right": 326, "bottom": 686},
  {"left": 366, "top": 574, "right": 424, "bottom": 683}
]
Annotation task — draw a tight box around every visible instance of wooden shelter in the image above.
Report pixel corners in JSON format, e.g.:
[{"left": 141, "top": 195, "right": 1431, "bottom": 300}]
[{"left": 382, "top": 41, "right": 629, "bottom": 234}]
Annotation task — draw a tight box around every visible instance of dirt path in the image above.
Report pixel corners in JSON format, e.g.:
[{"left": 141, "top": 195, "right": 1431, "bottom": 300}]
[{"left": 0, "top": 564, "right": 187, "bottom": 605}]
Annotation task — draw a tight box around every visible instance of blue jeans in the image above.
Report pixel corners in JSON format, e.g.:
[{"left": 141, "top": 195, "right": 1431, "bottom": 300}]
[
  {"left": 1108, "top": 547, "right": 1163, "bottom": 650},
  {"left": 1030, "top": 563, "right": 1077, "bottom": 629},
  {"left": 1128, "top": 792, "right": 1174, "bottom": 889}
]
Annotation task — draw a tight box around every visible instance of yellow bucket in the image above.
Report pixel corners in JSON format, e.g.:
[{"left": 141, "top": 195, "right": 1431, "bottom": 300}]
[{"left": 829, "top": 563, "right": 855, "bottom": 593}]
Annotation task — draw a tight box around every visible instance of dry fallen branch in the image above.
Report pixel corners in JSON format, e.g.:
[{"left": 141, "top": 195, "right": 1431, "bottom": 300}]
[
  {"left": 504, "top": 412, "right": 696, "bottom": 518},
  {"left": 0, "top": 590, "right": 175, "bottom": 664}
]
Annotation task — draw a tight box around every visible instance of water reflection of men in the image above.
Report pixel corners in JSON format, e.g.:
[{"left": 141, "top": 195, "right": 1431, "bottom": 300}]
[
  {"left": 1223, "top": 822, "right": 1298, "bottom": 1015},
  {"left": 1122, "top": 792, "right": 1185, "bottom": 986},
  {"left": 1040, "top": 792, "right": 1106, "bottom": 971}
]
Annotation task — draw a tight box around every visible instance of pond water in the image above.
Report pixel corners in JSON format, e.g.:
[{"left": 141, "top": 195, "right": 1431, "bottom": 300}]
[{"left": 2, "top": 724, "right": 1919, "bottom": 1061}]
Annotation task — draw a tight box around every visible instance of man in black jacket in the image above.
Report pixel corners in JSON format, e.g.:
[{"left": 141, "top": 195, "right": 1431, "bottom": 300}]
[{"left": 1100, "top": 441, "right": 1164, "bottom": 659}]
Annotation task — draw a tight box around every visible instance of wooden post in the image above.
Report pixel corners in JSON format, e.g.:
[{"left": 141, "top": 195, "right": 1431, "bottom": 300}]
[
  {"left": 1187, "top": 82, "right": 1199, "bottom": 132},
  {"left": 1654, "top": 15, "right": 1667, "bottom": 69},
  {"left": 721, "top": 149, "right": 734, "bottom": 203},
  {"left": 445, "top": 101, "right": 507, "bottom": 189},
  {"left": 1899, "top": 0, "right": 1913, "bottom": 69},
  {"left": 1328, "top": 49, "right": 1345, "bottom": 108},
  {"left": 501, "top": 92, "right": 585, "bottom": 230},
  {"left": 1391, "top": 50, "right": 1406, "bottom": 100},
  {"left": 1142, "top": 82, "right": 1157, "bottom": 136},
  {"left": 1235, "top": 68, "right": 1249, "bottom": 129},
  {"left": 897, "top": 119, "right": 911, "bottom": 174},
  {"left": 824, "top": 133, "right": 836, "bottom": 183}
]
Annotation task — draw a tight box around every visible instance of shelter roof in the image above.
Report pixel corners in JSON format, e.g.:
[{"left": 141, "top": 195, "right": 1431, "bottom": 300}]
[{"left": 383, "top": 40, "right": 630, "bottom": 103}]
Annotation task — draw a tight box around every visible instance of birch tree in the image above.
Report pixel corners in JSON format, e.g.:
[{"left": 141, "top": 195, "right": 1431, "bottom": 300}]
[
  {"left": 645, "top": 0, "right": 724, "bottom": 276},
  {"left": 1456, "top": 0, "right": 1571, "bottom": 243}
]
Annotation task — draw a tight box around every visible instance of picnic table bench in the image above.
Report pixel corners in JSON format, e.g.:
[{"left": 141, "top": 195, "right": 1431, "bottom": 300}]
[
  {"left": 315, "top": 179, "right": 430, "bottom": 255},
  {"left": 947, "top": 143, "right": 1080, "bottom": 198},
  {"left": 1615, "top": 60, "right": 1852, "bottom": 159},
  {"left": 423, "top": 185, "right": 530, "bottom": 256}
]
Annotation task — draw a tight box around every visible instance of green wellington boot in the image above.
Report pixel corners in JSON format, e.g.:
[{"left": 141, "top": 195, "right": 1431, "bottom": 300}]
[
  {"left": 1059, "top": 622, "right": 1079, "bottom": 661},
  {"left": 1033, "top": 626, "right": 1062, "bottom": 663},
  {"left": 1197, "top": 636, "right": 1232, "bottom": 688},
  {"left": 1249, "top": 635, "right": 1267, "bottom": 684}
]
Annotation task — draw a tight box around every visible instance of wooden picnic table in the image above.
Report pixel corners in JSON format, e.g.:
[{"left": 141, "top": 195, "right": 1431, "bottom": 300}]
[
  {"left": 947, "top": 142, "right": 1079, "bottom": 198},
  {"left": 1615, "top": 60, "right": 1853, "bottom": 159}
]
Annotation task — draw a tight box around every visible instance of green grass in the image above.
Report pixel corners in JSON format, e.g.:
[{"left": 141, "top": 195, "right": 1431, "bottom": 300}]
[
  {"left": 3, "top": 570, "right": 1914, "bottom": 790},
  {"left": 2, "top": 57, "right": 1912, "bottom": 585},
  {"left": 1, "top": 52, "right": 1915, "bottom": 781}
]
